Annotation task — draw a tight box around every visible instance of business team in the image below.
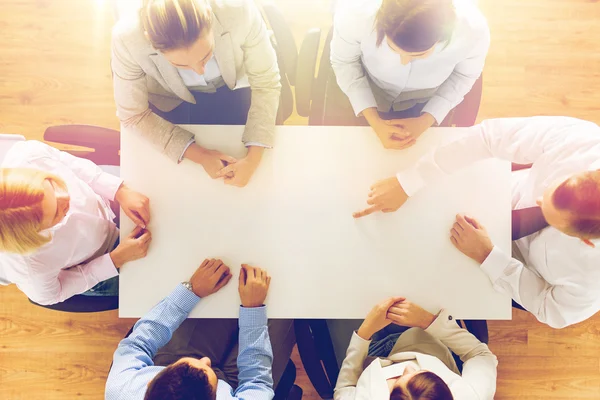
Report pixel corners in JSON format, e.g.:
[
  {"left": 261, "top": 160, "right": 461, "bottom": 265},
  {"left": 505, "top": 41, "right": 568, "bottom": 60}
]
[{"left": 0, "top": 0, "right": 598, "bottom": 399}]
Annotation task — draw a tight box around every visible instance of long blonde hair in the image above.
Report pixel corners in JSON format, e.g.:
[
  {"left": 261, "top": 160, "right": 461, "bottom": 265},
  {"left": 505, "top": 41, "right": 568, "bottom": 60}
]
[
  {"left": 0, "top": 168, "right": 67, "bottom": 254},
  {"left": 141, "top": 0, "right": 212, "bottom": 51}
]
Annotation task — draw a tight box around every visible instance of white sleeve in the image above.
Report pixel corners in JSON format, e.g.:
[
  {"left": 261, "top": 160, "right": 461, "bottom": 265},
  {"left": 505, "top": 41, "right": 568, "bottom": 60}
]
[
  {"left": 422, "top": 27, "right": 490, "bottom": 124},
  {"left": 396, "top": 116, "right": 597, "bottom": 196},
  {"left": 330, "top": 10, "right": 377, "bottom": 116},
  {"left": 481, "top": 246, "right": 596, "bottom": 329}
]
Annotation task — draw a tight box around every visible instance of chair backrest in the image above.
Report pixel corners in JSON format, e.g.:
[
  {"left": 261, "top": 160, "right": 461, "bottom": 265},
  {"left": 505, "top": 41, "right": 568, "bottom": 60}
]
[{"left": 0, "top": 134, "right": 26, "bottom": 165}]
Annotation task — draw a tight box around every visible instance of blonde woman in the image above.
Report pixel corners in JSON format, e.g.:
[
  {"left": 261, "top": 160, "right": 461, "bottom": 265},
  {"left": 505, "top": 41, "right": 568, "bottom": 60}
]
[
  {"left": 331, "top": 0, "right": 490, "bottom": 149},
  {"left": 111, "top": 0, "right": 280, "bottom": 187},
  {"left": 0, "top": 140, "right": 151, "bottom": 305}
]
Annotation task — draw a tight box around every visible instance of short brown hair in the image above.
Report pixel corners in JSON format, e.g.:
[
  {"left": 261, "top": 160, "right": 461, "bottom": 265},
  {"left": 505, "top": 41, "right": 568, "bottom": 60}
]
[
  {"left": 375, "top": 0, "right": 456, "bottom": 52},
  {"left": 141, "top": 0, "right": 212, "bottom": 51},
  {"left": 144, "top": 361, "right": 216, "bottom": 400},
  {"left": 390, "top": 371, "right": 454, "bottom": 400},
  {"left": 552, "top": 170, "right": 600, "bottom": 239}
]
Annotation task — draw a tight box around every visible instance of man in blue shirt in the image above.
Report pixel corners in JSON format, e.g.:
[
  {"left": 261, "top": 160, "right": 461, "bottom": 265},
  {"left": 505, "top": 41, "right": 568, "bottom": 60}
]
[{"left": 105, "top": 258, "right": 292, "bottom": 399}]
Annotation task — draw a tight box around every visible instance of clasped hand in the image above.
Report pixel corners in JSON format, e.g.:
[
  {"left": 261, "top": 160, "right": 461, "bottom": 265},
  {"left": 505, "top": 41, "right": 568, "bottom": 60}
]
[{"left": 357, "top": 297, "right": 436, "bottom": 340}]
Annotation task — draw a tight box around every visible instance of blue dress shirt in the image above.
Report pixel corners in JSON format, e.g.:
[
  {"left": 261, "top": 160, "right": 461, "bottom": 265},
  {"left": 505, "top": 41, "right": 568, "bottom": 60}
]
[{"left": 105, "top": 284, "right": 274, "bottom": 399}]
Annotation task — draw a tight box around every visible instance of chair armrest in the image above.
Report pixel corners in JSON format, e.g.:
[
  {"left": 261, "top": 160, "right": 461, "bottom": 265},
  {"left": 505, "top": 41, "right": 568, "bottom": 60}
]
[
  {"left": 44, "top": 125, "right": 120, "bottom": 150},
  {"left": 295, "top": 28, "right": 322, "bottom": 117},
  {"left": 262, "top": 3, "right": 298, "bottom": 85}
]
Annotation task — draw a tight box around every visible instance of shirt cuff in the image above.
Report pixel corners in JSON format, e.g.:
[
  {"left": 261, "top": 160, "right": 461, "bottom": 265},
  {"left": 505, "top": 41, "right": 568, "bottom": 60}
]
[
  {"left": 424, "top": 309, "right": 454, "bottom": 337},
  {"left": 480, "top": 245, "right": 513, "bottom": 285},
  {"left": 178, "top": 138, "right": 197, "bottom": 163},
  {"left": 421, "top": 95, "right": 455, "bottom": 126},
  {"left": 92, "top": 173, "right": 124, "bottom": 202},
  {"left": 245, "top": 142, "right": 272, "bottom": 149},
  {"left": 396, "top": 168, "right": 425, "bottom": 197},
  {"left": 169, "top": 284, "right": 201, "bottom": 314},
  {"left": 89, "top": 253, "right": 120, "bottom": 283},
  {"left": 239, "top": 306, "right": 268, "bottom": 328},
  {"left": 347, "top": 87, "right": 378, "bottom": 117}
]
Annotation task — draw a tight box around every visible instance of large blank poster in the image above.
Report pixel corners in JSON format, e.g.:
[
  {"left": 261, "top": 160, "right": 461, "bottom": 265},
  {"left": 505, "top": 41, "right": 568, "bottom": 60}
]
[{"left": 120, "top": 125, "right": 511, "bottom": 319}]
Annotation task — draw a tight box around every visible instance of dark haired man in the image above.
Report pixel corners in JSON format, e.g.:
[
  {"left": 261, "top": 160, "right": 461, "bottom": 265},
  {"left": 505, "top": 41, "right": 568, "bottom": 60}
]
[{"left": 105, "top": 259, "right": 294, "bottom": 399}]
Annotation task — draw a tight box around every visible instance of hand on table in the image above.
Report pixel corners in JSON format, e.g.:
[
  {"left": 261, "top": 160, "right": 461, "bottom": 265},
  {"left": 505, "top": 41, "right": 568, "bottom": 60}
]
[
  {"left": 184, "top": 143, "right": 238, "bottom": 179},
  {"left": 109, "top": 226, "right": 152, "bottom": 269},
  {"left": 115, "top": 184, "right": 150, "bottom": 228},
  {"left": 190, "top": 258, "right": 233, "bottom": 298},
  {"left": 216, "top": 146, "right": 264, "bottom": 187},
  {"left": 357, "top": 297, "right": 405, "bottom": 340},
  {"left": 384, "top": 113, "right": 436, "bottom": 148},
  {"left": 238, "top": 264, "right": 271, "bottom": 308},
  {"left": 450, "top": 214, "right": 494, "bottom": 264},
  {"left": 387, "top": 299, "right": 436, "bottom": 330},
  {"left": 353, "top": 177, "right": 409, "bottom": 218}
]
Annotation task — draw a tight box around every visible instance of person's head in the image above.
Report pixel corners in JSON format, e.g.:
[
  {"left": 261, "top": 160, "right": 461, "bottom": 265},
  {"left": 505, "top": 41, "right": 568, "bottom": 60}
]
[
  {"left": 537, "top": 170, "right": 600, "bottom": 247},
  {"left": 144, "top": 357, "right": 218, "bottom": 400},
  {"left": 141, "top": 0, "right": 214, "bottom": 75},
  {"left": 375, "top": 0, "right": 456, "bottom": 65},
  {"left": 0, "top": 168, "right": 70, "bottom": 254},
  {"left": 388, "top": 366, "right": 453, "bottom": 400}
]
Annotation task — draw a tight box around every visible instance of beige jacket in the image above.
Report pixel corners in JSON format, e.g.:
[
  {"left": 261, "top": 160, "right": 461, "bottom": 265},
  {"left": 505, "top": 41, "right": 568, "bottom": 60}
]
[
  {"left": 334, "top": 310, "right": 498, "bottom": 400},
  {"left": 111, "top": 0, "right": 281, "bottom": 162}
]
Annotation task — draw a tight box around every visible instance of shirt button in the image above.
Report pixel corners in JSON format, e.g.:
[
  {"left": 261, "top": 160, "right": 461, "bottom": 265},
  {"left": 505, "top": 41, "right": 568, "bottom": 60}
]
[{"left": 448, "top": 315, "right": 453, "bottom": 321}]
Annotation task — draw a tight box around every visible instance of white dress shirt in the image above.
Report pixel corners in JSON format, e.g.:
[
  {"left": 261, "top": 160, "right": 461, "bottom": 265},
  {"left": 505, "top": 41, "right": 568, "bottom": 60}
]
[
  {"left": 334, "top": 309, "right": 497, "bottom": 400},
  {"left": 0, "top": 141, "right": 123, "bottom": 305},
  {"left": 331, "top": 0, "right": 490, "bottom": 123},
  {"left": 396, "top": 117, "right": 600, "bottom": 328}
]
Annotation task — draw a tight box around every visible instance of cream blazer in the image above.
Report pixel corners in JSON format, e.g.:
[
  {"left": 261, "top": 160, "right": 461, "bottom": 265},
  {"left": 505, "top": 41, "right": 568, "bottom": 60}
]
[
  {"left": 111, "top": 0, "right": 281, "bottom": 162},
  {"left": 334, "top": 309, "right": 498, "bottom": 399}
]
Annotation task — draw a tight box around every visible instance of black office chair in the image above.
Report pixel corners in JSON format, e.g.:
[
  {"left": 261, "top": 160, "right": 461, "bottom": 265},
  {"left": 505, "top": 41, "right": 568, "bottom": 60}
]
[
  {"left": 295, "top": 318, "right": 488, "bottom": 399},
  {"left": 27, "top": 125, "right": 122, "bottom": 313},
  {"left": 262, "top": 3, "right": 298, "bottom": 125},
  {"left": 108, "top": 326, "right": 303, "bottom": 399}
]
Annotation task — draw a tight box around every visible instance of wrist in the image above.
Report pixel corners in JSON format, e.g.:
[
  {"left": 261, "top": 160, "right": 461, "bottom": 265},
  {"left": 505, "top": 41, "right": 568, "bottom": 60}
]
[
  {"left": 357, "top": 325, "right": 374, "bottom": 340},
  {"left": 420, "top": 313, "right": 436, "bottom": 329},
  {"left": 184, "top": 143, "right": 207, "bottom": 163},
  {"left": 109, "top": 249, "right": 124, "bottom": 269},
  {"left": 245, "top": 146, "right": 264, "bottom": 162},
  {"left": 114, "top": 184, "right": 127, "bottom": 203},
  {"left": 362, "top": 108, "right": 381, "bottom": 127},
  {"left": 420, "top": 112, "right": 436, "bottom": 127},
  {"left": 477, "top": 245, "right": 494, "bottom": 264}
]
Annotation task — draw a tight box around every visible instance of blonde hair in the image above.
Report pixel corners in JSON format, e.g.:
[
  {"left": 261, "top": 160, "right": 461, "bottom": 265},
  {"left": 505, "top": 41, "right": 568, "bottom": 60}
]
[
  {"left": 141, "top": 0, "right": 212, "bottom": 51},
  {"left": 0, "top": 168, "right": 67, "bottom": 254}
]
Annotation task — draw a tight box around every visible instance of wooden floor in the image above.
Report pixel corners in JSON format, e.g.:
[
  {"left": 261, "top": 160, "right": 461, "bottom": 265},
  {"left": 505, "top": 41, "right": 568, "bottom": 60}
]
[{"left": 1, "top": 0, "right": 600, "bottom": 398}]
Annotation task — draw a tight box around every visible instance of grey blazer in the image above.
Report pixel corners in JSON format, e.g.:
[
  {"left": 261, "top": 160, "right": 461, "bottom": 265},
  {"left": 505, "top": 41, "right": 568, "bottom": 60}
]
[{"left": 111, "top": 0, "right": 281, "bottom": 162}]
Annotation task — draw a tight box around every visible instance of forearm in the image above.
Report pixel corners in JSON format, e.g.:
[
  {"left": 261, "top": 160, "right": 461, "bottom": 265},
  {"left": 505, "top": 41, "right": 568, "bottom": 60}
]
[
  {"left": 235, "top": 306, "right": 274, "bottom": 397},
  {"left": 334, "top": 332, "right": 370, "bottom": 392}
]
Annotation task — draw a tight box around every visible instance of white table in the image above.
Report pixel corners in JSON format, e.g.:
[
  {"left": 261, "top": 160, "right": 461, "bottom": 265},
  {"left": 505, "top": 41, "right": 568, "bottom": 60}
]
[{"left": 119, "top": 125, "right": 512, "bottom": 320}]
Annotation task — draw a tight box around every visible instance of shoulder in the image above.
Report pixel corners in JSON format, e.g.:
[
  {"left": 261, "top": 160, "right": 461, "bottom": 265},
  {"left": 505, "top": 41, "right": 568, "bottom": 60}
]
[
  {"left": 4, "top": 140, "right": 54, "bottom": 166},
  {"left": 332, "top": 0, "right": 380, "bottom": 40},
  {"left": 210, "top": 0, "right": 259, "bottom": 27},
  {"left": 454, "top": 0, "right": 490, "bottom": 39},
  {"left": 111, "top": 12, "right": 151, "bottom": 53}
]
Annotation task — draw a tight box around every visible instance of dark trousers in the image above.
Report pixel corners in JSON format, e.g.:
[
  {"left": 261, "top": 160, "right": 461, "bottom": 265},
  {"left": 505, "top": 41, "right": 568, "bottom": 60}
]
[
  {"left": 150, "top": 86, "right": 252, "bottom": 125},
  {"left": 153, "top": 318, "right": 296, "bottom": 390}
]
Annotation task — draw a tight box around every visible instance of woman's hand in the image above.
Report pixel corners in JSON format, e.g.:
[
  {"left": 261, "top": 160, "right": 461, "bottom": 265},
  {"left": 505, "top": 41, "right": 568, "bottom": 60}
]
[
  {"left": 109, "top": 226, "right": 152, "bottom": 269},
  {"left": 385, "top": 113, "right": 436, "bottom": 146},
  {"left": 387, "top": 299, "right": 436, "bottom": 330},
  {"left": 216, "top": 146, "right": 264, "bottom": 187},
  {"left": 184, "top": 143, "right": 238, "bottom": 179},
  {"left": 357, "top": 296, "right": 405, "bottom": 340},
  {"left": 363, "top": 108, "right": 414, "bottom": 150},
  {"left": 115, "top": 184, "right": 150, "bottom": 228}
]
